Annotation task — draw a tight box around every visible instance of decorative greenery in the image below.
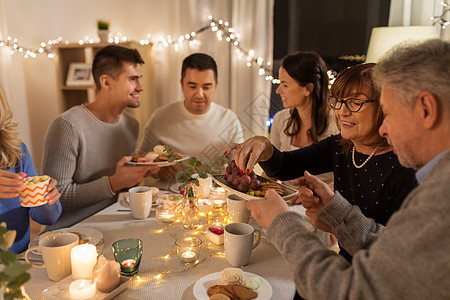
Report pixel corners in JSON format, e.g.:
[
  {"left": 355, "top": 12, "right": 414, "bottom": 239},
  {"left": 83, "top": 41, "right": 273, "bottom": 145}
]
[
  {"left": 0, "top": 223, "right": 31, "bottom": 299},
  {"left": 175, "top": 157, "right": 212, "bottom": 190},
  {"left": 97, "top": 19, "right": 110, "bottom": 30}
]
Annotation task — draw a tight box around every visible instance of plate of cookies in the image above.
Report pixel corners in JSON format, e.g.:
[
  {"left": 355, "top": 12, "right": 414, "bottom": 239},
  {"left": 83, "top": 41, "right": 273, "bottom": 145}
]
[
  {"left": 127, "top": 145, "right": 189, "bottom": 167},
  {"left": 193, "top": 268, "right": 272, "bottom": 300}
]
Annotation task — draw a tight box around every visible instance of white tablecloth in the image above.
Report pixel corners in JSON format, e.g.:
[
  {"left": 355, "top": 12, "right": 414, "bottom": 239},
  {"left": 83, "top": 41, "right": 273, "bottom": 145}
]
[{"left": 22, "top": 201, "right": 297, "bottom": 299}]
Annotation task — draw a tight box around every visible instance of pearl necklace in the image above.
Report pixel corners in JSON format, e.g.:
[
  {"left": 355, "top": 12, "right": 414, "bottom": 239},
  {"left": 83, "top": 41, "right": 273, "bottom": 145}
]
[{"left": 352, "top": 146, "right": 378, "bottom": 169}]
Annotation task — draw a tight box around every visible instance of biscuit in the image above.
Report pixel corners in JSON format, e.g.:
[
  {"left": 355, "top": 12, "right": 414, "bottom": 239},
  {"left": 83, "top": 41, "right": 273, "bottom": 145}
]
[
  {"left": 210, "top": 294, "right": 231, "bottom": 300},
  {"left": 207, "top": 285, "right": 235, "bottom": 299},
  {"left": 231, "top": 285, "right": 258, "bottom": 300}
]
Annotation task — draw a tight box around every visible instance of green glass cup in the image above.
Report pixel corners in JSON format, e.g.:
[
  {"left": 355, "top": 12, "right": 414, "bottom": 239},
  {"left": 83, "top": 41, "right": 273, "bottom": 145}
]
[{"left": 112, "top": 238, "right": 143, "bottom": 276}]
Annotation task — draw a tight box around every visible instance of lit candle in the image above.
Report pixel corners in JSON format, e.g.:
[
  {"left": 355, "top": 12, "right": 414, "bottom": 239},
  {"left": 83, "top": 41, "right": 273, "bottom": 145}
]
[
  {"left": 71, "top": 244, "right": 98, "bottom": 280},
  {"left": 120, "top": 259, "right": 137, "bottom": 273},
  {"left": 156, "top": 205, "right": 177, "bottom": 224},
  {"left": 122, "top": 259, "right": 136, "bottom": 267},
  {"left": 69, "top": 279, "right": 96, "bottom": 299},
  {"left": 159, "top": 212, "right": 175, "bottom": 222},
  {"left": 181, "top": 251, "right": 197, "bottom": 263}
]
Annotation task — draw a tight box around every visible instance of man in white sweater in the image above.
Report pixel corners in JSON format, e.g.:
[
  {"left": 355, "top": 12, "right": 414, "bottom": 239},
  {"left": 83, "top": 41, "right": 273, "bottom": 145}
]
[
  {"left": 43, "top": 45, "right": 157, "bottom": 228},
  {"left": 138, "top": 53, "right": 244, "bottom": 185}
]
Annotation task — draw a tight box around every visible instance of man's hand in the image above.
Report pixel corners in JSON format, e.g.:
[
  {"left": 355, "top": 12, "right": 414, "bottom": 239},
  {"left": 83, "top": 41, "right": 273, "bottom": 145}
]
[
  {"left": 305, "top": 212, "right": 333, "bottom": 233},
  {"left": 0, "top": 170, "right": 25, "bottom": 198},
  {"left": 159, "top": 166, "right": 180, "bottom": 180},
  {"left": 246, "top": 189, "right": 289, "bottom": 229},
  {"left": 296, "top": 171, "right": 335, "bottom": 232},
  {"left": 45, "top": 178, "right": 61, "bottom": 205},
  {"left": 109, "top": 156, "right": 156, "bottom": 192}
]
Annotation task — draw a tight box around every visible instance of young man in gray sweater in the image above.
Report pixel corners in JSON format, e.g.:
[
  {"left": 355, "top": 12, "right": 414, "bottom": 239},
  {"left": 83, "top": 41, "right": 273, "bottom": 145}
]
[
  {"left": 43, "top": 45, "right": 157, "bottom": 227},
  {"left": 239, "top": 39, "right": 450, "bottom": 299}
]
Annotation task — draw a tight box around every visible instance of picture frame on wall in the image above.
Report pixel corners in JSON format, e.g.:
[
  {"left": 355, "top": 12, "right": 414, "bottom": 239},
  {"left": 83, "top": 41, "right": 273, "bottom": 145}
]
[{"left": 66, "top": 63, "right": 94, "bottom": 86}]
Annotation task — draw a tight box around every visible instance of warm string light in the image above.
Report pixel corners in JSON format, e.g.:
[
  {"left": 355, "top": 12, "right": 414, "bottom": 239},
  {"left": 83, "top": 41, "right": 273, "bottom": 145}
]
[
  {"left": 0, "top": 36, "right": 61, "bottom": 59},
  {"left": 0, "top": 16, "right": 274, "bottom": 80},
  {"left": 142, "top": 225, "right": 227, "bottom": 282},
  {"left": 431, "top": 1, "right": 449, "bottom": 29}
]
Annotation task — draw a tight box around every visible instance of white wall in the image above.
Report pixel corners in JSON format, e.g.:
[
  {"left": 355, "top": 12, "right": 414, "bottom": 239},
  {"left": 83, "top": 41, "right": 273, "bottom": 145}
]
[{"left": 1, "top": 0, "right": 272, "bottom": 172}]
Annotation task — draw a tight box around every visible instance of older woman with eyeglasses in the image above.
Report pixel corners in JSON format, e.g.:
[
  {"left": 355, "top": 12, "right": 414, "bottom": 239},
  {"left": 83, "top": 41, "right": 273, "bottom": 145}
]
[{"left": 226, "top": 63, "right": 418, "bottom": 262}]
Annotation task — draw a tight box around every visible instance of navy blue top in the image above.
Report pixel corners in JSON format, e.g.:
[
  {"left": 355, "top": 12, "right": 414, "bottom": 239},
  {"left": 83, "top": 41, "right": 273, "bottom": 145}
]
[
  {"left": 0, "top": 143, "right": 61, "bottom": 253},
  {"left": 260, "top": 134, "right": 418, "bottom": 261}
]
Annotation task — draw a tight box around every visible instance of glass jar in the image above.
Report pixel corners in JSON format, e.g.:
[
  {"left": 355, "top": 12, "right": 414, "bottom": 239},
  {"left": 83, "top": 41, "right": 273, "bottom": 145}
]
[{"left": 181, "top": 184, "right": 200, "bottom": 230}]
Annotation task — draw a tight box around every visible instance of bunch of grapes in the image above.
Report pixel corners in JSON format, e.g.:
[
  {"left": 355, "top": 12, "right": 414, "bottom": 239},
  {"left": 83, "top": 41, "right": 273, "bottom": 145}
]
[{"left": 224, "top": 160, "right": 260, "bottom": 193}]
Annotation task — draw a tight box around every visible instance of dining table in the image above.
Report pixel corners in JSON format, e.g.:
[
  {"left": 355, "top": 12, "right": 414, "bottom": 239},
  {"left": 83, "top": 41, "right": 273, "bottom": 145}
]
[{"left": 20, "top": 190, "right": 300, "bottom": 299}]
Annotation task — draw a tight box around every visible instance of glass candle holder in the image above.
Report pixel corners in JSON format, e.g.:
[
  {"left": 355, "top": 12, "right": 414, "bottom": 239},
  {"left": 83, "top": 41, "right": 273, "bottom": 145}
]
[
  {"left": 156, "top": 205, "right": 177, "bottom": 225},
  {"left": 209, "top": 187, "right": 228, "bottom": 209},
  {"left": 208, "top": 210, "right": 229, "bottom": 227},
  {"left": 112, "top": 238, "right": 143, "bottom": 276},
  {"left": 175, "top": 237, "right": 202, "bottom": 265}
]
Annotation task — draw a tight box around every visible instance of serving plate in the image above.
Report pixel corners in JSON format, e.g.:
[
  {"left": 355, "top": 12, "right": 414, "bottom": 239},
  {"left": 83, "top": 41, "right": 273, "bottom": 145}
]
[
  {"left": 193, "top": 271, "right": 272, "bottom": 300},
  {"left": 42, "top": 275, "right": 130, "bottom": 300},
  {"left": 126, "top": 155, "right": 189, "bottom": 167},
  {"left": 212, "top": 174, "right": 297, "bottom": 201}
]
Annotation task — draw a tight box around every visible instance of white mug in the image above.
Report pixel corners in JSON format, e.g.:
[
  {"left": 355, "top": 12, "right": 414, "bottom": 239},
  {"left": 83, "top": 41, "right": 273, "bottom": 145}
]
[
  {"left": 123, "top": 187, "right": 153, "bottom": 219},
  {"left": 25, "top": 233, "right": 79, "bottom": 281},
  {"left": 192, "top": 173, "right": 212, "bottom": 198},
  {"left": 224, "top": 223, "right": 261, "bottom": 267},
  {"left": 227, "top": 194, "right": 251, "bottom": 223}
]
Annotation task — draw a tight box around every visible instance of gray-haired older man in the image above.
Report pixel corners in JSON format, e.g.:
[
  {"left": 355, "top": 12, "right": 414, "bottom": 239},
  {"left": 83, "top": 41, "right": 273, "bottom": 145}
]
[{"left": 245, "top": 39, "right": 450, "bottom": 299}]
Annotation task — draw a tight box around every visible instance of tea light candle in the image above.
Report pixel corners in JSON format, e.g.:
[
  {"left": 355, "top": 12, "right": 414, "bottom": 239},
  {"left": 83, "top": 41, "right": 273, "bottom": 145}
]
[
  {"left": 120, "top": 259, "right": 137, "bottom": 273},
  {"left": 69, "top": 279, "right": 96, "bottom": 299},
  {"left": 71, "top": 244, "right": 98, "bottom": 280},
  {"left": 159, "top": 212, "right": 175, "bottom": 222},
  {"left": 210, "top": 187, "right": 227, "bottom": 203},
  {"left": 181, "top": 251, "right": 197, "bottom": 263},
  {"left": 156, "top": 205, "right": 177, "bottom": 224}
]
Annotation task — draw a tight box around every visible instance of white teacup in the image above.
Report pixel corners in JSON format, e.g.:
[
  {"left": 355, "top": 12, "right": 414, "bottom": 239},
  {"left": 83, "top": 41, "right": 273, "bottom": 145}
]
[
  {"left": 224, "top": 223, "right": 261, "bottom": 267},
  {"left": 227, "top": 194, "right": 251, "bottom": 223},
  {"left": 123, "top": 187, "right": 153, "bottom": 219},
  {"left": 25, "top": 233, "right": 79, "bottom": 281}
]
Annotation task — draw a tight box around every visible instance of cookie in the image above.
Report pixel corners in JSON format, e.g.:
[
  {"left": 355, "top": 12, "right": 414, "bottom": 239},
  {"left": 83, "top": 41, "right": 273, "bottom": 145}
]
[
  {"left": 231, "top": 285, "right": 258, "bottom": 300},
  {"left": 210, "top": 294, "right": 231, "bottom": 300},
  {"left": 207, "top": 285, "right": 235, "bottom": 299}
]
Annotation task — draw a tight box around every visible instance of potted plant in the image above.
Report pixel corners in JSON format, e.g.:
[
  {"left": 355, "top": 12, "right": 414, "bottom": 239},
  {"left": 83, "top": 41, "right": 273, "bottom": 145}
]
[
  {"left": 97, "top": 19, "right": 110, "bottom": 43},
  {"left": 0, "top": 222, "right": 31, "bottom": 299}
]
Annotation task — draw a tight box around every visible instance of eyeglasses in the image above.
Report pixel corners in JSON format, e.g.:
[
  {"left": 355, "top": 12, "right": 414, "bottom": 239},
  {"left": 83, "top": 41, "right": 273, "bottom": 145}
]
[{"left": 328, "top": 96, "right": 376, "bottom": 113}]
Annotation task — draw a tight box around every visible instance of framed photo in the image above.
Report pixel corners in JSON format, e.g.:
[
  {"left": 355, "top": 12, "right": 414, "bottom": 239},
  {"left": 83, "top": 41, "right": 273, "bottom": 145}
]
[{"left": 66, "top": 63, "right": 94, "bottom": 86}]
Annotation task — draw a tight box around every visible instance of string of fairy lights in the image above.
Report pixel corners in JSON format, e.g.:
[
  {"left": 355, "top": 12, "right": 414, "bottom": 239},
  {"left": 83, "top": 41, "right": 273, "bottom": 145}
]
[
  {"left": 432, "top": 1, "right": 450, "bottom": 29},
  {"left": 0, "top": 15, "right": 277, "bottom": 83}
]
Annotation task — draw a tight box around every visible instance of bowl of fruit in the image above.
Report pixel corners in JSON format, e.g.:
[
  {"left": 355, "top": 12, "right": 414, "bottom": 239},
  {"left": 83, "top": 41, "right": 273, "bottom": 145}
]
[
  {"left": 212, "top": 160, "right": 297, "bottom": 200},
  {"left": 19, "top": 175, "right": 50, "bottom": 207}
]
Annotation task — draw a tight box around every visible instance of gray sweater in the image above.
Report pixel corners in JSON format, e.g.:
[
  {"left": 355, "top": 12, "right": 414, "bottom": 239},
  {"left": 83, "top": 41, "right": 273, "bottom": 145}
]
[
  {"left": 267, "top": 150, "right": 450, "bottom": 299},
  {"left": 42, "top": 105, "right": 139, "bottom": 228}
]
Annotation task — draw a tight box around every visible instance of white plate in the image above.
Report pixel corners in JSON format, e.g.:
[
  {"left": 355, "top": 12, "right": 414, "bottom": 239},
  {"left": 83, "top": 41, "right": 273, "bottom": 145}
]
[
  {"left": 42, "top": 275, "right": 129, "bottom": 300},
  {"left": 126, "top": 155, "right": 190, "bottom": 167},
  {"left": 212, "top": 174, "right": 297, "bottom": 201},
  {"left": 193, "top": 271, "right": 272, "bottom": 300},
  {"left": 29, "top": 227, "right": 103, "bottom": 255}
]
